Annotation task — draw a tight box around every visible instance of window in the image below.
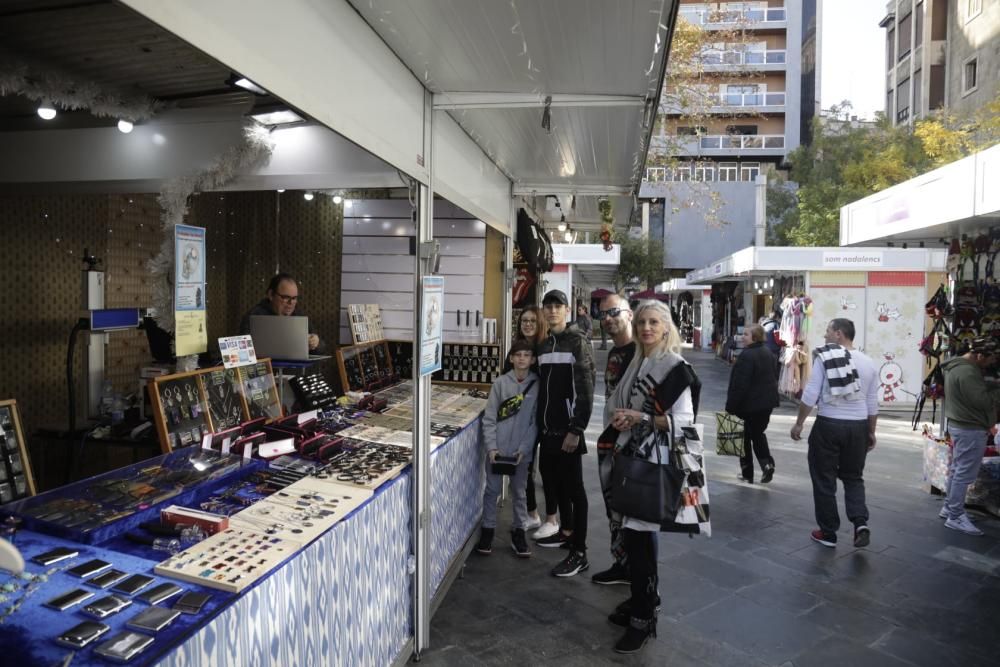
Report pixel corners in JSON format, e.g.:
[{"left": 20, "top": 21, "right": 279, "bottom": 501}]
[
  {"left": 898, "top": 13, "right": 912, "bottom": 60},
  {"left": 915, "top": 2, "right": 924, "bottom": 49},
  {"left": 967, "top": 0, "right": 983, "bottom": 22},
  {"left": 694, "top": 164, "right": 715, "bottom": 181},
  {"left": 896, "top": 77, "right": 911, "bottom": 122},
  {"left": 725, "top": 84, "right": 762, "bottom": 106},
  {"left": 963, "top": 57, "right": 978, "bottom": 94},
  {"left": 741, "top": 162, "right": 761, "bottom": 181},
  {"left": 887, "top": 28, "right": 895, "bottom": 66},
  {"left": 718, "top": 162, "right": 738, "bottom": 181},
  {"left": 726, "top": 124, "right": 758, "bottom": 135},
  {"left": 677, "top": 126, "right": 707, "bottom": 136},
  {"left": 676, "top": 165, "right": 692, "bottom": 181}
]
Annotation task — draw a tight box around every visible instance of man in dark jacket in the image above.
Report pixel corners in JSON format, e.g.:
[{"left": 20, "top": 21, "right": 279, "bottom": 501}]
[
  {"left": 536, "top": 289, "right": 596, "bottom": 578},
  {"left": 238, "top": 273, "right": 326, "bottom": 354},
  {"left": 726, "top": 324, "right": 779, "bottom": 483}
]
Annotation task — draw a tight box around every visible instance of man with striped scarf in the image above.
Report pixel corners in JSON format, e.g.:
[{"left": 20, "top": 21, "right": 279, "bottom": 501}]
[{"left": 791, "top": 318, "right": 879, "bottom": 549}]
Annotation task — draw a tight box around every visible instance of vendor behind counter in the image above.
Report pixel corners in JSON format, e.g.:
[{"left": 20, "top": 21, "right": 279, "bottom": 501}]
[{"left": 239, "top": 272, "right": 327, "bottom": 355}]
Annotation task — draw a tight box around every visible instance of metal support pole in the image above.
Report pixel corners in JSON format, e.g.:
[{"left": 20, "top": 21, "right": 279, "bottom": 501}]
[
  {"left": 503, "top": 192, "right": 515, "bottom": 356},
  {"left": 412, "top": 89, "right": 434, "bottom": 660}
]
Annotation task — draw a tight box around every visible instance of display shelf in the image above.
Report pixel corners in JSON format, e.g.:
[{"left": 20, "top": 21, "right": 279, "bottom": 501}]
[
  {"left": 0, "top": 399, "right": 36, "bottom": 503},
  {"left": 337, "top": 341, "right": 396, "bottom": 393},
  {"left": 238, "top": 360, "right": 282, "bottom": 421}
]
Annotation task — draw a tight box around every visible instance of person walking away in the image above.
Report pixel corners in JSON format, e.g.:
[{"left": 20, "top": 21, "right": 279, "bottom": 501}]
[
  {"left": 509, "top": 306, "right": 550, "bottom": 533},
  {"left": 761, "top": 308, "right": 781, "bottom": 357},
  {"left": 725, "top": 324, "right": 779, "bottom": 483},
  {"left": 591, "top": 294, "right": 636, "bottom": 586},
  {"left": 791, "top": 318, "right": 879, "bottom": 549},
  {"left": 536, "top": 290, "right": 595, "bottom": 578},
  {"left": 605, "top": 300, "right": 703, "bottom": 653},
  {"left": 940, "top": 337, "right": 1000, "bottom": 535},
  {"left": 476, "top": 340, "right": 539, "bottom": 557}
]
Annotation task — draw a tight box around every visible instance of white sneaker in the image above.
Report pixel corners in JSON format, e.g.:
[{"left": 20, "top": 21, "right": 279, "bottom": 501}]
[
  {"left": 524, "top": 515, "right": 542, "bottom": 531},
  {"left": 938, "top": 506, "right": 949, "bottom": 520},
  {"left": 945, "top": 514, "right": 984, "bottom": 536},
  {"left": 533, "top": 521, "right": 560, "bottom": 540}
]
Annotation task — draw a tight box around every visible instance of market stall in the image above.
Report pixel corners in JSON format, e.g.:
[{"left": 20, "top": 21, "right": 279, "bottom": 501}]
[
  {"left": 656, "top": 279, "right": 708, "bottom": 348},
  {"left": 686, "top": 246, "right": 948, "bottom": 406}
]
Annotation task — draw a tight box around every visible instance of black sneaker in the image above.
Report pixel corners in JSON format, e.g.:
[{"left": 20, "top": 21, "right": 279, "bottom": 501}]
[
  {"left": 536, "top": 532, "right": 569, "bottom": 548},
  {"left": 475, "top": 527, "right": 494, "bottom": 555},
  {"left": 853, "top": 524, "right": 870, "bottom": 548},
  {"left": 551, "top": 550, "right": 589, "bottom": 577},
  {"left": 591, "top": 562, "right": 630, "bottom": 585},
  {"left": 761, "top": 464, "right": 775, "bottom": 484},
  {"left": 613, "top": 618, "right": 656, "bottom": 654},
  {"left": 511, "top": 529, "right": 531, "bottom": 558}
]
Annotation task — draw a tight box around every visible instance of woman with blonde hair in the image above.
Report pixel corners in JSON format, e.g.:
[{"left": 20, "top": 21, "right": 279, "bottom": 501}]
[{"left": 604, "top": 300, "right": 706, "bottom": 653}]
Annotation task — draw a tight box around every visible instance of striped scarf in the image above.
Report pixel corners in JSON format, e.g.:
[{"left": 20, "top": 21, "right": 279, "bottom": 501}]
[{"left": 814, "top": 344, "right": 861, "bottom": 396}]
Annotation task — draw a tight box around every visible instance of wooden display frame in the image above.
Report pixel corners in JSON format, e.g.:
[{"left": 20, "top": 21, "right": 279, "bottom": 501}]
[
  {"left": 0, "top": 399, "right": 37, "bottom": 502},
  {"left": 149, "top": 359, "right": 282, "bottom": 453},
  {"left": 337, "top": 341, "right": 394, "bottom": 393}
]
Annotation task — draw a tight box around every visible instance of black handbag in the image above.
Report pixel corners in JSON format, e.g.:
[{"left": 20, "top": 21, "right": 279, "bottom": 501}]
[{"left": 609, "top": 430, "right": 685, "bottom": 524}]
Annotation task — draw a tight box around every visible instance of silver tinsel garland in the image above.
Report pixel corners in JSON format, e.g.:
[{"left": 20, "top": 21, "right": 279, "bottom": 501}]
[{"left": 0, "top": 55, "right": 160, "bottom": 121}]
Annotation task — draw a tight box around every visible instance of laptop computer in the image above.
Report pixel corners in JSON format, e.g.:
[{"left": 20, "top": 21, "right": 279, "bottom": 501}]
[{"left": 250, "top": 316, "right": 329, "bottom": 361}]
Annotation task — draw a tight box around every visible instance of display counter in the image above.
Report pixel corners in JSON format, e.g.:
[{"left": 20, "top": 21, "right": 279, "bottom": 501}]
[{"left": 0, "top": 388, "right": 487, "bottom": 666}]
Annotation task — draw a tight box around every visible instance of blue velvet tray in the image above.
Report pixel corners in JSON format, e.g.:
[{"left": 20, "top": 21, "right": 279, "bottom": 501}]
[
  {"left": 7, "top": 450, "right": 266, "bottom": 545},
  {"left": 0, "top": 531, "right": 234, "bottom": 667}
]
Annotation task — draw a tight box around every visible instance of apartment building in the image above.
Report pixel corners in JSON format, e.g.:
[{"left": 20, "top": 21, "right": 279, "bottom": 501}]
[
  {"left": 881, "top": 0, "right": 1000, "bottom": 126},
  {"left": 642, "top": 0, "right": 818, "bottom": 272}
]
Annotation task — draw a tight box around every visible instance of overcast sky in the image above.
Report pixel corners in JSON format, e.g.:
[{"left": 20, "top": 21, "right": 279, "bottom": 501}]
[{"left": 820, "top": 0, "right": 887, "bottom": 119}]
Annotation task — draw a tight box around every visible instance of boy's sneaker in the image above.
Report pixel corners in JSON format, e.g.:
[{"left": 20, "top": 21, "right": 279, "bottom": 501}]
[
  {"left": 511, "top": 529, "right": 531, "bottom": 558},
  {"left": 853, "top": 524, "right": 870, "bottom": 548},
  {"left": 533, "top": 521, "right": 560, "bottom": 540},
  {"left": 551, "top": 550, "right": 589, "bottom": 577},
  {"left": 524, "top": 515, "right": 542, "bottom": 531},
  {"left": 945, "top": 514, "right": 984, "bottom": 536},
  {"left": 591, "top": 562, "right": 630, "bottom": 585},
  {"left": 475, "top": 528, "right": 494, "bottom": 555},
  {"left": 536, "top": 532, "right": 568, "bottom": 548},
  {"left": 810, "top": 529, "right": 836, "bottom": 548},
  {"left": 938, "top": 506, "right": 949, "bottom": 520}
]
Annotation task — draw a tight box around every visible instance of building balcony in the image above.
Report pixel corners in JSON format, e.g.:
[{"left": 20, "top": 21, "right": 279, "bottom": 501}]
[
  {"left": 650, "top": 133, "right": 786, "bottom": 157},
  {"left": 659, "top": 91, "right": 786, "bottom": 114},
  {"left": 679, "top": 6, "right": 787, "bottom": 29},
  {"left": 699, "top": 49, "right": 787, "bottom": 72}
]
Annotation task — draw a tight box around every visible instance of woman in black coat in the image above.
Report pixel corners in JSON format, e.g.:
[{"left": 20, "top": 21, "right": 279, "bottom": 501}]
[{"left": 725, "top": 324, "right": 780, "bottom": 483}]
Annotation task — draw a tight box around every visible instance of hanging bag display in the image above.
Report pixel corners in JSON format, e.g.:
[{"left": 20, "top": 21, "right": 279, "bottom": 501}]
[
  {"left": 715, "top": 411, "right": 745, "bottom": 456},
  {"left": 609, "top": 428, "right": 685, "bottom": 524}
]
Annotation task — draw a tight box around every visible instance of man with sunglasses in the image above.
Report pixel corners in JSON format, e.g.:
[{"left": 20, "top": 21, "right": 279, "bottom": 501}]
[
  {"left": 239, "top": 272, "right": 326, "bottom": 353},
  {"left": 592, "top": 294, "right": 636, "bottom": 586}
]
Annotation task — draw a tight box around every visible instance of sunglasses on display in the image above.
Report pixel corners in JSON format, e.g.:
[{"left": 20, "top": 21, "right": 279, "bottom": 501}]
[{"left": 598, "top": 308, "right": 625, "bottom": 319}]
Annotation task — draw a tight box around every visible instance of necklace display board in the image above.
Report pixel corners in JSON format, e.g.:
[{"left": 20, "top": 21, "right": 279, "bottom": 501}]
[
  {"left": 336, "top": 341, "right": 395, "bottom": 393},
  {"left": 347, "top": 303, "right": 385, "bottom": 344},
  {"left": 0, "top": 399, "right": 37, "bottom": 504},
  {"left": 149, "top": 360, "right": 282, "bottom": 453}
]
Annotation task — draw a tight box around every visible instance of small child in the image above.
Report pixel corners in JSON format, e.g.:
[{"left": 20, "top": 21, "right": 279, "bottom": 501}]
[{"left": 476, "top": 339, "right": 539, "bottom": 557}]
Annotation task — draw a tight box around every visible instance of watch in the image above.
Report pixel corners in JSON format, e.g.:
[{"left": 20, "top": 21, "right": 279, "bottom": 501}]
[{"left": 640, "top": 414, "right": 651, "bottom": 425}]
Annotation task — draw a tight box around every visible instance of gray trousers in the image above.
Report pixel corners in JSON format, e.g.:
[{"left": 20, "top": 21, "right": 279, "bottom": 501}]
[
  {"left": 944, "top": 425, "right": 988, "bottom": 520},
  {"left": 481, "top": 456, "right": 530, "bottom": 530}
]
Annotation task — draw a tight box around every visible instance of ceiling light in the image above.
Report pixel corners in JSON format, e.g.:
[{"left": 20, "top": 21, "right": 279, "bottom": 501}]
[
  {"left": 117, "top": 119, "right": 134, "bottom": 134},
  {"left": 250, "top": 106, "right": 305, "bottom": 127},
  {"left": 277, "top": 189, "right": 285, "bottom": 193},
  {"left": 303, "top": 192, "right": 314, "bottom": 201},
  {"left": 564, "top": 231, "right": 572, "bottom": 242},
  {"left": 343, "top": 199, "right": 353, "bottom": 209},
  {"left": 37, "top": 102, "right": 57, "bottom": 120},
  {"left": 557, "top": 222, "right": 567, "bottom": 232},
  {"left": 228, "top": 75, "right": 268, "bottom": 95},
  {"left": 332, "top": 195, "right": 343, "bottom": 204}
]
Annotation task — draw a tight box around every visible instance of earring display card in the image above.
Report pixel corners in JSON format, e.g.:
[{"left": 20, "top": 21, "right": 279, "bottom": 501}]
[
  {"left": 0, "top": 400, "right": 36, "bottom": 504},
  {"left": 239, "top": 361, "right": 282, "bottom": 421},
  {"left": 348, "top": 304, "right": 385, "bottom": 344},
  {"left": 204, "top": 368, "right": 246, "bottom": 432}
]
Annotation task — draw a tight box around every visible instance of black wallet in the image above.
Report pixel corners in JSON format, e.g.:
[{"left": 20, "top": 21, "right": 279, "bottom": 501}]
[{"left": 490, "top": 454, "right": 518, "bottom": 476}]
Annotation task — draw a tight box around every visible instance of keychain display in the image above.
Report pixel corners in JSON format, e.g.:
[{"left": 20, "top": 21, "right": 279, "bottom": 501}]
[
  {"left": 204, "top": 368, "right": 245, "bottom": 431},
  {"left": 153, "top": 377, "right": 213, "bottom": 452},
  {"left": 0, "top": 400, "right": 36, "bottom": 504}
]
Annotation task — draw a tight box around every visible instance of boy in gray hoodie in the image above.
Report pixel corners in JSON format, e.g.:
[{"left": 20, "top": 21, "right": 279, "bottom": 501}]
[{"left": 477, "top": 339, "right": 539, "bottom": 557}]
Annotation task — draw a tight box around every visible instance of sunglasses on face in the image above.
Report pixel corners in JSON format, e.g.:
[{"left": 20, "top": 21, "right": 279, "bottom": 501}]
[{"left": 598, "top": 308, "right": 626, "bottom": 319}]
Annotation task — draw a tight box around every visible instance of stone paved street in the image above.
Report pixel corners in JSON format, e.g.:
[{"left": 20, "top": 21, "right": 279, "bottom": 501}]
[{"left": 418, "top": 346, "right": 1000, "bottom": 666}]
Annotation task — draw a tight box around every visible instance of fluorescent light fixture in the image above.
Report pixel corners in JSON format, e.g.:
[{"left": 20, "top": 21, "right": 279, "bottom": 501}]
[
  {"left": 117, "top": 119, "right": 134, "bottom": 133},
  {"left": 332, "top": 195, "right": 343, "bottom": 204},
  {"left": 557, "top": 222, "right": 567, "bottom": 232},
  {"left": 277, "top": 189, "right": 286, "bottom": 193},
  {"left": 232, "top": 76, "right": 268, "bottom": 95},
  {"left": 37, "top": 102, "right": 57, "bottom": 120},
  {"left": 303, "top": 192, "right": 314, "bottom": 201},
  {"left": 250, "top": 107, "right": 305, "bottom": 126}
]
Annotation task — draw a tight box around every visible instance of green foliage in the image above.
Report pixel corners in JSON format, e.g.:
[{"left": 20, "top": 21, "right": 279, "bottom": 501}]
[{"left": 616, "top": 235, "right": 667, "bottom": 291}]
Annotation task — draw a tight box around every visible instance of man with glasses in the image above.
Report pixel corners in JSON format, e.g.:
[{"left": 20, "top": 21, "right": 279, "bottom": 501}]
[
  {"left": 536, "top": 289, "right": 595, "bottom": 577},
  {"left": 592, "top": 294, "right": 636, "bottom": 586},
  {"left": 239, "top": 272, "right": 326, "bottom": 353}
]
